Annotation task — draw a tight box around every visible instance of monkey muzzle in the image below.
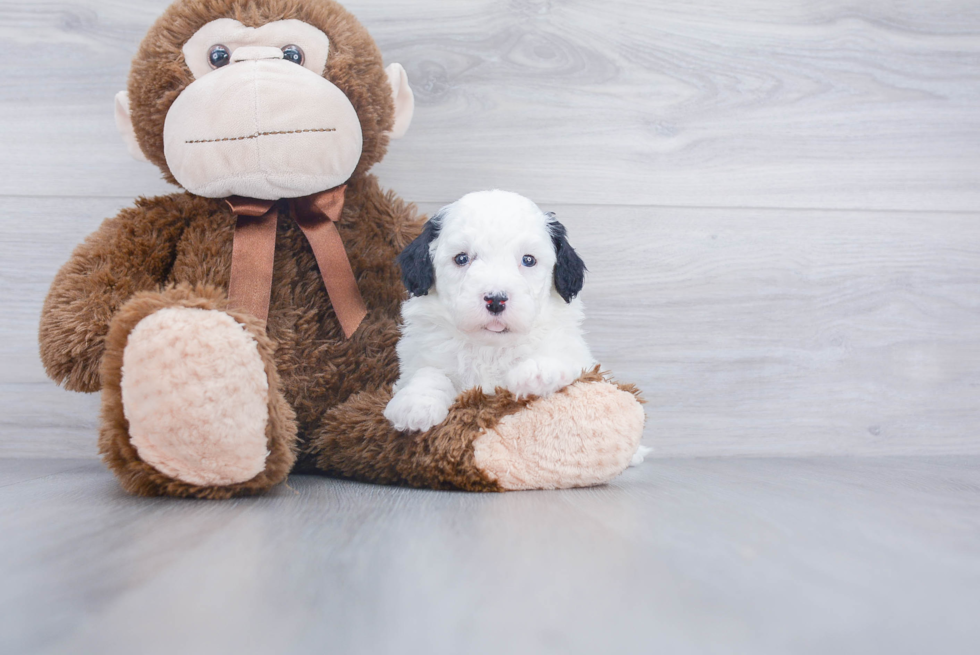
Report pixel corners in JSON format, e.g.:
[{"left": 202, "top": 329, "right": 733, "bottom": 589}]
[{"left": 163, "top": 48, "right": 363, "bottom": 200}]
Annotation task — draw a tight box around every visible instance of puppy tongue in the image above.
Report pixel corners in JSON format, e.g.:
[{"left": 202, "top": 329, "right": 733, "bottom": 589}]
[{"left": 485, "top": 323, "right": 507, "bottom": 333}]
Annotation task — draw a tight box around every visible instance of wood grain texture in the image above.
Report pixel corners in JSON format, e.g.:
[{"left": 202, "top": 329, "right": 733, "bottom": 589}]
[
  {"left": 1, "top": 1, "right": 978, "bottom": 456},
  {"left": 3, "top": 4, "right": 978, "bottom": 653},
  {"left": 2, "top": 456, "right": 978, "bottom": 655},
  {"left": 0, "top": 197, "right": 126, "bottom": 458},
  {"left": 561, "top": 205, "right": 980, "bottom": 457},
  {"left": 0, "top": 0, "right": 978, "bottom": 209},
  {"left": 5, "top": 197, "right": 979, "bottom": 458}
]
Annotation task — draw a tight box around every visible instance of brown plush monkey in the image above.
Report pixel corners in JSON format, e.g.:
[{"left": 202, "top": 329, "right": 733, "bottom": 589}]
[{"left": 38, "top": 0, "right": 645, "bottom": 499}]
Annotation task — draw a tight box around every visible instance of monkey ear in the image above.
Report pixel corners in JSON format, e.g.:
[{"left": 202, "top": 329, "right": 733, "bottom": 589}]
[
  {"left": 397, "top": 214, "right": 443, "bottom": 296},
  {"left": 114, "top": 91, "right": 149, "bottom": 163},
  {"left": 385, "top": 63, "right": 415, "bottom": 139},
  {"left": 547, "top": 214, "right": 587, "bottom": 303}
]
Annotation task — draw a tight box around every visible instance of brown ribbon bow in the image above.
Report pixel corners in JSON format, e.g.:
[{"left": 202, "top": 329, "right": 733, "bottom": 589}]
[{"left": 226, "top": 185, "right": 367, "bottom": 339}]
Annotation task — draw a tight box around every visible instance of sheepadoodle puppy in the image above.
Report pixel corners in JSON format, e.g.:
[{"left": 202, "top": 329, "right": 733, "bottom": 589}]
[{"left": 384, "top": 190, "right": 596, "bottom": 432}]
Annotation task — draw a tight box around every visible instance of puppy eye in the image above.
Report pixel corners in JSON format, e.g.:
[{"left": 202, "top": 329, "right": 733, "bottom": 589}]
[
  {"left": 281, "top": 45, "right": 305, "bottom": 65},
  {"left": 208, "top": 44, "right": 231, "bottom": 69},
  {"left": 453, "top": 253, "right": 470, "bottom": 266},
  {"left": 522, "top": 255, "right": 537, "bottom": 267}
]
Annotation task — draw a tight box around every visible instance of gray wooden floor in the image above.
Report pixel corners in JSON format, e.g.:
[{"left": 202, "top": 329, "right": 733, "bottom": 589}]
[
  {"left": 2, "top": 1, "right": 980, "bottom": 653},
  {"left": 2, "top": 456, "right": 979, "bottom": 655}
]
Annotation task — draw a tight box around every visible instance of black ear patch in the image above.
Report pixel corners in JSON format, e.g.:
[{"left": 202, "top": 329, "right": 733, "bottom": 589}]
[
  {"left": 546, "top": 213, "right": 587, "bottom": 303},
  {"left": 397, "top": 212, "right": 443, "bottom": 296}
]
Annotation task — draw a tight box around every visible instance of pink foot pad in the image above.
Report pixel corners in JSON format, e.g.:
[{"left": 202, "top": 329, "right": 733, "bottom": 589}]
[
  {"left": 473, "top": 381, "right": 645, "bottom": 490},
  {"left": 121, "top": 307, "right": 270, "bottom": 486}
]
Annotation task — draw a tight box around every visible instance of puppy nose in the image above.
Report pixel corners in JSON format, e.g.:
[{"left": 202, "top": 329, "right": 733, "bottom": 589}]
[{"left": 484, "top": 293, "right": 508, "bottom": 315}]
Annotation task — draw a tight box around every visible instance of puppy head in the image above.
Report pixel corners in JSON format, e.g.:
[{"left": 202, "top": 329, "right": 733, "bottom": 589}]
[{"left": 398, "top": 190, "right": 586, "bottom": 337}]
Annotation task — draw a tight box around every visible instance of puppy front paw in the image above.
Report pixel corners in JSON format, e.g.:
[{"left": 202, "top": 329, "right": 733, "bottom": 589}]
[
  {"left": 384, "top": 389, "right": 452, "bottom": 432},
  {"left": 384, "top": 368, "right": 457, "bottom": 432},
  {"left": 507, "top": 357, "right": 579, "bottom": 399}
]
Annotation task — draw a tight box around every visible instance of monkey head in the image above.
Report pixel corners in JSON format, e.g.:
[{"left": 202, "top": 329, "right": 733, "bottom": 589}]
[{"left": 114, "top": 0, "right": 414, "bottom": 200}]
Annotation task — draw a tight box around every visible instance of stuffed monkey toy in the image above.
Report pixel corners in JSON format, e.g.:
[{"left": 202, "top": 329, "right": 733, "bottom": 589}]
[{"left": 38, "top": 0, "right": 645, "bottom": 499}]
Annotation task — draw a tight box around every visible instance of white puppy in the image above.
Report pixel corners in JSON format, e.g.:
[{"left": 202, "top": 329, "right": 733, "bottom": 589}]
[{"left": 384, "top": 190, "right": 596, "bottom": 432}]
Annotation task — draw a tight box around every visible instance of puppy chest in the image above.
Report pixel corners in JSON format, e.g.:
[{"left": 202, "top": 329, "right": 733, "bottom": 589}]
[{"left": 453, "top": 344, "right": 530, "bottom": 393}]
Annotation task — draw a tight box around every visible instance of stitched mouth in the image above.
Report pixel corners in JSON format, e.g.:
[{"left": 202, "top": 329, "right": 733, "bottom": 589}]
[{"left": 185, "top": 128, "right": 336, "bottom": 144}]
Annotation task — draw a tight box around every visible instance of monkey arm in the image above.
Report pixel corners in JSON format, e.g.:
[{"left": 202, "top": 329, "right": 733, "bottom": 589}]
[{"left": 38, "top": 195, "right": 192, "bottom": 393}]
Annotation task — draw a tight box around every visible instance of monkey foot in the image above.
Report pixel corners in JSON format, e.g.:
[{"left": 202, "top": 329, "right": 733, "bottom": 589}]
[
  {"left": 120, "top": 306, "right": 271, "bottom": 486},
  {"left": 472, "top": 379, "right": 646, "bottom": 490}
]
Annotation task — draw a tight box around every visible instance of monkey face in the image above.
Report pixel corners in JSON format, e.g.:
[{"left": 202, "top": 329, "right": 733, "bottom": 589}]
[
  {"left": 115, "top": 5, "right": 414, "bottom": 200},
  {"left": 161, "top": 19, "right": 362, "bottom": 200}
]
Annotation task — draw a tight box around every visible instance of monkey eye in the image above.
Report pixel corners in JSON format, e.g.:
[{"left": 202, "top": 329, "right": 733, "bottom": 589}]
[
  {"left": 208, "top": 44, "right": 231, "bottom": 69},
  {"left": 522, "top": 255, "right": 537, "bottom": 267},
  {"left": 281, "top": 45, "right": 305, "bottom": 65},
  {"left": 453, "top": 253, "right": 470, "bottom": 267}
]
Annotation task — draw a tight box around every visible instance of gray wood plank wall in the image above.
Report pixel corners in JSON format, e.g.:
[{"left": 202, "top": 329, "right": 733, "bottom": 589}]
[{"left": 2, "top": 0, "right": 978, "bottom": 458}]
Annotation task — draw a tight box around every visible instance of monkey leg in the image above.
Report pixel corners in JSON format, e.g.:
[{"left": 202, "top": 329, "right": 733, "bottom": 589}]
[
  {"left": 303, "top": 369, "right": 645, "bottom": 491},
  {"left": 99, "top": 284, "right": 297, "bottom": 499}
]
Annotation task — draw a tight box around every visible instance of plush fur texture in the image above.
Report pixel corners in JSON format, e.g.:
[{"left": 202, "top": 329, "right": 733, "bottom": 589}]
[
  {"left": 162, "top": 29, "right": 365, "bottom": 199},
  {"left": 307, "top": 367, "right": 643, "bottom": 492},
  {"left": 472, "top": 374, "right": 646, "bottom": 490},
  {"left": 38, "top": 0, "right": 647, "bottom": 498},
  {"left": 385, "top": 191, "right": 596, "bottom": 432},
  {"left": 122, "top": 307, "right": 271, "bottom": 486},
  {"left": 181, "top": 19, "right": 333, "bottom": 79},
  {"left": 128, "top": 0, "right": 395, "bottom": 186},
  {"left": 98, "top": 284, "right": 298, "bottom": 499}
]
